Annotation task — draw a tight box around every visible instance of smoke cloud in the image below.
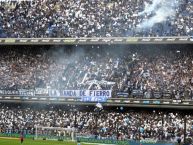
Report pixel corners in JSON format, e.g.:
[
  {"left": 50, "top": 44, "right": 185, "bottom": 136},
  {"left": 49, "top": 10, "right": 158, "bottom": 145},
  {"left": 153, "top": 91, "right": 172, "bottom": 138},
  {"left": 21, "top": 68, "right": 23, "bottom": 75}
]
[{"left": 137, "top": 0, "right": 180, "bottom": 29}]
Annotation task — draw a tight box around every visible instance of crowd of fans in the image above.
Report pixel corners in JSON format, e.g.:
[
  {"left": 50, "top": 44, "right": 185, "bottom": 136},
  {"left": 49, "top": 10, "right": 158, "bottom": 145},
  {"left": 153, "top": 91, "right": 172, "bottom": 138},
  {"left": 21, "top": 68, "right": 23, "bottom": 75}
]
[
  {"left": 0, "top": 0, "right": 192, "bottom": 37},
  {"left": 0, "top": 104, "right": 192, "bottom": 142},
  {"left": 1, "top": 45, "right": 193, "bottom": 100}
]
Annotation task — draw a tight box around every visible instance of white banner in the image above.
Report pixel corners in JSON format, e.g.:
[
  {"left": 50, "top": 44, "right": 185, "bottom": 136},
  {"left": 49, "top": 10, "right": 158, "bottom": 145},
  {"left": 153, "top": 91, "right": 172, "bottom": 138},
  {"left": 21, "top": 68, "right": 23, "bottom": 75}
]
[
  {"left": 35, "top": 88, "right": 49, "bottom": 95},
  {"left": 49, "top": 90, "right": 111, "bottom": 98}
]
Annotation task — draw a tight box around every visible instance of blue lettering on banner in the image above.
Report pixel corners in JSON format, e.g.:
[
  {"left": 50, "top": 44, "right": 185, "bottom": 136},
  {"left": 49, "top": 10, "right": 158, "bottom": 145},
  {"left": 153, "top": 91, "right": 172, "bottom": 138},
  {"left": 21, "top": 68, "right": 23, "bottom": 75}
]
[
  {"left": 89, "top": 90, "right": 110, "bottom": 97},
  {"left": 81, "top": 96, "right": 108, "bottom": 102},
  {"left": 49, "top": 89, "right": 60, "bottom": 97},
  {"left": 80, "top": 90, "right": 85, "bottom": 96},
  {"left": 49, "top": 90, "right": 111, "bottom": 97},
  {"left": 48, "top": 90, "right": 111, "bottom": 102},
  {"left": 61, "top": 90, "right": 77, "bottom": 97}
]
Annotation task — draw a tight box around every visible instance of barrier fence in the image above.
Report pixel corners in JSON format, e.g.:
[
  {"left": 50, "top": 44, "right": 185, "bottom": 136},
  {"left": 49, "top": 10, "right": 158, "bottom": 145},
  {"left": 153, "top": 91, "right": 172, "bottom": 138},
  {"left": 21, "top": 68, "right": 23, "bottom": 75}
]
[{"left": 0, "top": 37, "right": 192, "bottom": 45}]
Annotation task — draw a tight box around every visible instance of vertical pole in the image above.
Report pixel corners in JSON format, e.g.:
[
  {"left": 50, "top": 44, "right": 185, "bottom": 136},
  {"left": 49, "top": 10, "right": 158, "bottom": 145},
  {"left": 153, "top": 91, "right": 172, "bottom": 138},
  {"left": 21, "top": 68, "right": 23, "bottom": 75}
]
[{"left": 71, "top": 130, "right": 74, "bottom": 141}]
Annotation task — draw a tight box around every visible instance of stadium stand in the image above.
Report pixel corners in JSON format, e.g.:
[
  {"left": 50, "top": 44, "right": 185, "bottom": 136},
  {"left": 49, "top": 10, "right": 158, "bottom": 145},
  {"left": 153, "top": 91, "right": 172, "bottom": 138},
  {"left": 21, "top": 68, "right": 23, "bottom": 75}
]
[
  {"left": 0, "top": 0, "right": 192, "bottom": 38},
  {"left": 0, "top": 104, "right": 192, "bottom": 142},
  {"left": 0, "top": 0, "right": 193, "bottom": 144},
  {"left": 0, "top": 45, "right": 193, "bottom": 100}
]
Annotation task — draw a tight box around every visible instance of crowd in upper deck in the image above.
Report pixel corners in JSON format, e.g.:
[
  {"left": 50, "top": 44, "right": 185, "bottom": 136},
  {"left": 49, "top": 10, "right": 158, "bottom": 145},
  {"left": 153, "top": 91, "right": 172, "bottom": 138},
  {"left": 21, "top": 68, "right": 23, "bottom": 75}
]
[
  {"left": 0, "top": 0, "right": 192, "bottom": 38},
  {"left": 0, "top": 45, "right": 193, "bottom": 100}
]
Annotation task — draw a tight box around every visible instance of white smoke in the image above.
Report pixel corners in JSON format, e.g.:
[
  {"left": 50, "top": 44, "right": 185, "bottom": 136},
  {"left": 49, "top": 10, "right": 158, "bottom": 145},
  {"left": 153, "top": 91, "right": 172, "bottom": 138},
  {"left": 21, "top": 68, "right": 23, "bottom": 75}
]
[
  {"left": 138, "top": 0, "right": 163, "bottom": 16},
  {"left": 137, "top": 0, "right": 180, "bottom": 29}
]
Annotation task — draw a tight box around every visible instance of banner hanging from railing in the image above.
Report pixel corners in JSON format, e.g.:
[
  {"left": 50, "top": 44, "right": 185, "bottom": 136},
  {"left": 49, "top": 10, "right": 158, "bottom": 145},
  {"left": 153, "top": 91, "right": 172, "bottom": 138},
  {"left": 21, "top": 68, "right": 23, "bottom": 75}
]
[
  {"left": 35, "top": 88, "right": 49, "bottom": 95},
  {"left": 0, "top": 89, "right": 35, "bottom": 96},
  {"left": 49, "top": 90, "right": 111, "bottom": 102}
]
